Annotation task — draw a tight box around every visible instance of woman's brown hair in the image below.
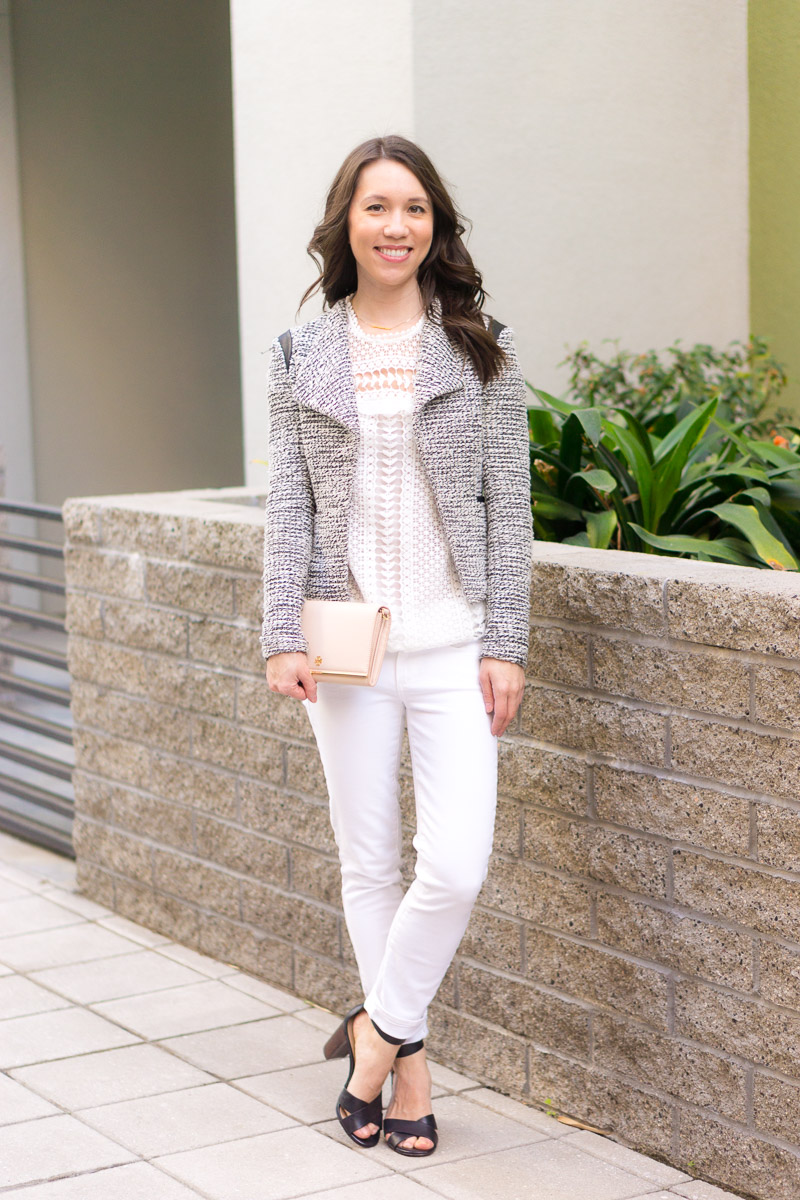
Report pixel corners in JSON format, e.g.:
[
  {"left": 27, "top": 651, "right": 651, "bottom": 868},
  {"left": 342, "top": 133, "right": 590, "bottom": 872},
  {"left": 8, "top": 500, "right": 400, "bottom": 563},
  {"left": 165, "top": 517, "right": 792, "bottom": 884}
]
[{"left": 299, "top": 135, "right": 507, "bottom": 385}]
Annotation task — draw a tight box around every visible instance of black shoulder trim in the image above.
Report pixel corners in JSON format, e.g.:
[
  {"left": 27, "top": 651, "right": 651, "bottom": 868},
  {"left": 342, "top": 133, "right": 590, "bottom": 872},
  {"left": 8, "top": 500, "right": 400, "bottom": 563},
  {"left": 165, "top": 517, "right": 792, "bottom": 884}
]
[
  {"left": 488, "top": 316, "right": 506, "bottom": 342},
  {"left": 278, "top": 329, "right": 293, "bottom": 370}
]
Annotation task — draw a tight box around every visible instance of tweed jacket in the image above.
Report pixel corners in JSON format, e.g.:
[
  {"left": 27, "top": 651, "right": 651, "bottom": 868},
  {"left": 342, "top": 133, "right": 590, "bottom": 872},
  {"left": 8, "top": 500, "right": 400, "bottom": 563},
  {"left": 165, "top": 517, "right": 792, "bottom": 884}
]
[{"left": 260, "top": 295, "right": 534, "bottom": 666}]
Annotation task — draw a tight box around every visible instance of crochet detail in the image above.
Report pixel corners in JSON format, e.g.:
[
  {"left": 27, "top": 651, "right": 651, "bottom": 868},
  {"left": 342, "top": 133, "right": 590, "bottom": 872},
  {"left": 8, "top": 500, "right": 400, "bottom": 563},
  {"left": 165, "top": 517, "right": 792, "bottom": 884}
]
[{"left": 344, "top": 295, "right": 486, "bottom": 652}]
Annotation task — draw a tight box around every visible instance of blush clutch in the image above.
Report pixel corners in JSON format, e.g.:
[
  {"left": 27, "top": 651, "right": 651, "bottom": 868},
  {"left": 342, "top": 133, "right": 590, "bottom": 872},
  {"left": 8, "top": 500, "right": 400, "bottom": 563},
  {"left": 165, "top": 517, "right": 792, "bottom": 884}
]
[{"left": 300, "top": 599, "right": 391, "bottom": 686}]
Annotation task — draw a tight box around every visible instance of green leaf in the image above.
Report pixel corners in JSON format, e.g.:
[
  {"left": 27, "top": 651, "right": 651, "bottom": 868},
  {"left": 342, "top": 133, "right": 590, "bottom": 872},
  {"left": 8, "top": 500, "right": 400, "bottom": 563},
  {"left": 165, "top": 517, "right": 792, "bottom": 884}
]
[
  {"left": 529, "top": 387, "right": 584, "bottom": 416},
  {"left": 563, "top": 530, "right": 591, "bottom": 546},
  {"left": 530, "top": 496, "right": 585, "bottom": 521},
  {"left": 579, "top": 468, "right": 618, "bottom": 493},
  {"left": 601, "top": 420, "right": 654, "bottom": 525},
  {"left": 528, "top": 409, "right": 561, "bottom": 445},
  {"left": 574, "top": 407, "right": 604, "bottom": 447},
  {"left": 705, "top": 502, "right": 799, "bottom": 569},
  {"left": 585, "top": 508, "right": 618, "bottom": 548},
  {"left": 628, "top": 524, "right": 760, "bottom": 565}
]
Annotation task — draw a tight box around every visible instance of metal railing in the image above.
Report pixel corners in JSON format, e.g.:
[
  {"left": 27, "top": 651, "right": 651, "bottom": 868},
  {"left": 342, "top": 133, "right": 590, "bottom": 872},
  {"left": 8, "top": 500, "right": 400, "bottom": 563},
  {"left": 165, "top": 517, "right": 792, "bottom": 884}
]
[{"left": 0, "top": 500, "right": 74, "bottom": 856}]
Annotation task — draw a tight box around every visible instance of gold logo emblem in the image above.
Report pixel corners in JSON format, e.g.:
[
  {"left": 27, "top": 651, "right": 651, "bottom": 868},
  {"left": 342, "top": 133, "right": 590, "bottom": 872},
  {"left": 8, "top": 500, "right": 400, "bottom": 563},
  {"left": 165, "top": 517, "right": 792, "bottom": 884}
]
[{"left": 314, "top": 655, "right": 323, "bottom": 666}]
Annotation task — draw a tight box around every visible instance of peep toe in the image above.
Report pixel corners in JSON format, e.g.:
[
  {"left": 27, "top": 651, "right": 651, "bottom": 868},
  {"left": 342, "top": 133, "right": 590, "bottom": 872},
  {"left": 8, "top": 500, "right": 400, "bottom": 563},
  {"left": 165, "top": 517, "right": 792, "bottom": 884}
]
[
  {"left": 384, "top": 1037, "right": 439, "bottom": 1157},
  {"left": 323, "top": 1003, "right": 396, "bottom": 1149}
]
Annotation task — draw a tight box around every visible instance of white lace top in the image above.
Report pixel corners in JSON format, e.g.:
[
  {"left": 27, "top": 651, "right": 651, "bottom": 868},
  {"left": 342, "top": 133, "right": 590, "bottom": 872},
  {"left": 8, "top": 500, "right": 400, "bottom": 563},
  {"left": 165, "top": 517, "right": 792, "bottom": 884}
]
[{"left": 344, "top": 294, "right": 487, "bottom": 653}]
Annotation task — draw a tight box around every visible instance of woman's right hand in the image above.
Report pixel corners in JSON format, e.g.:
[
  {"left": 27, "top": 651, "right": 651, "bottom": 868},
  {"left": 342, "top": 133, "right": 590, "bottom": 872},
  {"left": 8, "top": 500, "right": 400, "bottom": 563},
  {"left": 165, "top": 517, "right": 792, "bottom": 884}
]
[{"left": 266, "top": 652, "right": 318, "bottom": 703}]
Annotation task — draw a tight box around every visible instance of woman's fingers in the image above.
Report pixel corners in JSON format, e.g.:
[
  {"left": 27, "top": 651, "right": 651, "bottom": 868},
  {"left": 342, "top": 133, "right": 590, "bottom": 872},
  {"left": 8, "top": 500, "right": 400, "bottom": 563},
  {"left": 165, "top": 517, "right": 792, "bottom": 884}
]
[
  {"left": 266, "top": 652, "right": 317, "bottom": 702},
  {"left": 479, "top": 658, "right": 525, "bottom": 736}
]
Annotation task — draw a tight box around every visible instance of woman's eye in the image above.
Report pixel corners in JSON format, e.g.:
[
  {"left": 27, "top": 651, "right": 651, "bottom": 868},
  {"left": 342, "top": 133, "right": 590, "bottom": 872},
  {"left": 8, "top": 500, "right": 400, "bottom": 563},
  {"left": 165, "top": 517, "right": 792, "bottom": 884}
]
[{"left": 410, "top": 205, "right": 426, "bottom": 214}]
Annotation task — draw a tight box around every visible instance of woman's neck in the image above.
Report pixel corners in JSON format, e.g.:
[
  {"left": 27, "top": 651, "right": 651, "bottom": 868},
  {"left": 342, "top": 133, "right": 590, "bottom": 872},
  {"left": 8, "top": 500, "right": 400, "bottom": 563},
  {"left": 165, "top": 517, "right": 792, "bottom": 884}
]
[{"left": 350, "top": 281, "right": 424, "bottom": 331}]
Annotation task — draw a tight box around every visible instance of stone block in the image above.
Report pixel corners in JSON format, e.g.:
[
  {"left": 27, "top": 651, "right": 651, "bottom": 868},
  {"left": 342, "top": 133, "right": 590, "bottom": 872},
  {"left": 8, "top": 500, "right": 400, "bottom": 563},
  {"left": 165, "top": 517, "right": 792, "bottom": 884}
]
[
  {"left": 753, "top": 664, "right": 800, "bottom": 731},
  {"left": 591, "top": 635, "right": 749, "bottom": 717},
  {"left": 64, "top": 592, "right": 104, "bottom": 639},
  {"left": 668, "top": 577, "right": 800, "bottom": 660},
  {"left": 753, "top": 1072, "right": 800, "bottom": 1143},
  {"left": 62, "top": 498, "right": 102, "bottom": 544},
  {"left": 529, "top": 561, "right": 666, "bottom": 635},
  {"left": 523, "top": 812, "right": 669, "bottom": 898},
  {"left": 519, "top": 685, "right": 666, "bottom": 767},
  {"left": 114, "top": 877, "right": 200, "bottom": 946},
  {"left": 479, "top": 857, "right": 591, "bottom": 935},
  {"left": 293, "top": 948, "right": 360, "bottom": 1013},
  {"left": 71, "top": 682, "right": 192, "bottom": 755},
  {"left": 72, "top": 728, "right": 150, "bottom": 788},
  {"left": 593, "top": 764, "right": 750, "bottom": 857},
  {"left": 103, "top": 599, "right": 188, "bottom": 655},
  {"left": 72, "top": 815, "right": 152, "bottom": 884},
  {"left": 234, "top": 575, "right": 264, "bottom": 627},
  {"left": 238, "top": 781, "right": 336, "bottom": 853},
  {"left": 185, "top": 514, "right": 262, "bottom": 572},
  {"left": 64, "top": 545, "right": 145, "bottom": 600},
  {"left": 497, "top": 740, "right": 587, "bottom": 814},
  {"left": 675, "top": 978, "right": 800, "bottom": 1077},
  {"left": 426, "top": 1004, "right": 528, "bottom": 1094},
  {"left": 237, "top": 675, "right": 313, "bottom": 738},
  {"left": 461, "top": 907, "right": 524, "bottom": 973},
  {"left": 673, "top": 848, "right": 800, "bottom": 943},
  {"left": 150, "top": 752, "right": 237, "bottom": 818},
  {"left": 146, "top": 560, "right": 235, "bottom": 616},
  {"left": 72, "top": 770, "right": 114, "bottom": 820},
  {"left": 525, "top": 624, "right": 590, "bottom": 686},
  {"left": 677, "top": 1106, "right": 800, "bottom": 1200},
  {"left": 756, "top": 801, "right": 800, "bottom": 873},
  {"left": 194, "top": 813, "right": 289, "bottom": 886},
  {"left": 593, "top": 1012, "right": 747, "bottom": 1121},
  {"left": 198, "top": 911, "right": 294, "bottom": 986},
  {"left": 191, "top": 714, "right": 284, "bottom": 784},
  {"left": 188, "top": 615, "right": 263, "bottom": 674},
  {"left": 524, "top": 925, "right": 670, "bottom": 1029},
  {"left": 595, "top": 892, "right": 753, "bottom": 992},
  {"left": 102, "top": 507, "right": 184, "bottom": 557},
  {"left": 152, "top": 846, "right": 240, "bottom": 918},
  {"left": 458, "top": 961, "right": 590, "bottom": 1057},
  {"left": 240, "top": 880, "right": 339, "bottom": 956},
  {"left": 285, "top": 744, "right": 327, "bottom": 799},
  {"left": 110, "top": 789, "right": 194, "bottom": 852},
  {"left": 75, "top": 859, "right": 116, "bottom": 907},
  {"left": 671, "top": 714, "right": 800, "bottom": 801},
  {"left": 759, "top": 939, "right": 800, "bottom": 1009},
  {"left": 290, "top": 845, "right": 342, "bottom": 906},
  {"left": 494, "top": 797, "right": 522, "bottom": 856}
]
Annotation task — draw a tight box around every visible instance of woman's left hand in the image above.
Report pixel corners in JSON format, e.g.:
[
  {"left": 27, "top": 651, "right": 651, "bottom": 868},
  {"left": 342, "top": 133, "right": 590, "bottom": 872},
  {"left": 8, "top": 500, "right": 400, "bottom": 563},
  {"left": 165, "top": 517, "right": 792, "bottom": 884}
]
[{"left": 479, "top": 657, "right": 526, "bottom": 737}]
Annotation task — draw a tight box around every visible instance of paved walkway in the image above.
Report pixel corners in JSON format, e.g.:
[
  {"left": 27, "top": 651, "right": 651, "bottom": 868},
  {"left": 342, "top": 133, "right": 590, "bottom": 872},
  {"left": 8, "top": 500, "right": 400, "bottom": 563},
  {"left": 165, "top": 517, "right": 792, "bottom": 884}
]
[{"left": 0, "top": 831, "right": 743, "bottom": 1200}]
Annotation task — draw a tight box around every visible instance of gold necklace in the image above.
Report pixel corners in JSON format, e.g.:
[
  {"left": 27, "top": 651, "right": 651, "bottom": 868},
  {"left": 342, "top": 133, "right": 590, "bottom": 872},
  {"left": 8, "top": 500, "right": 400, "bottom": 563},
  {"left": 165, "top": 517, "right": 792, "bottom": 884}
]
[{"left": 350, "top": 299, "right": 424, "bottom": 332}]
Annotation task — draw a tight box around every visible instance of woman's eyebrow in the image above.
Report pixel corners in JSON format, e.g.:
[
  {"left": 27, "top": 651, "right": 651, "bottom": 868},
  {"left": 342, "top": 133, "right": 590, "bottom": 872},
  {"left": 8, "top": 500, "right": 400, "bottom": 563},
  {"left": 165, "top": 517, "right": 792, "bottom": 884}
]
[{"left": 361, "top": 193, "right": 429, "bottom": 204}]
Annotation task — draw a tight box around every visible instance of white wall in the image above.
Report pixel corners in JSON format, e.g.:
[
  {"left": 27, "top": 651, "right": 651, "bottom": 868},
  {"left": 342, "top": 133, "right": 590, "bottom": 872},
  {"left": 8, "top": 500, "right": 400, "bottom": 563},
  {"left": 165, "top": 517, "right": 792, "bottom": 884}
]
[
  {"left": 232, "top": 0, "right": 749, "bottom": 482},
  {"left": 0, "top": 0, "right": 35, "bottom": 503}
]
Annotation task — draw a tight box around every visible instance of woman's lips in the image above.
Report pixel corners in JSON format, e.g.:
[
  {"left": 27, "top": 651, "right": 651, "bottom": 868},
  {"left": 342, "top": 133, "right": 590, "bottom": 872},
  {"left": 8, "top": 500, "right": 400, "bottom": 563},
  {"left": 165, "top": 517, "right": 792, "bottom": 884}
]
[{"left": 375, "top": 247, "right": 412, "bottom": 262}]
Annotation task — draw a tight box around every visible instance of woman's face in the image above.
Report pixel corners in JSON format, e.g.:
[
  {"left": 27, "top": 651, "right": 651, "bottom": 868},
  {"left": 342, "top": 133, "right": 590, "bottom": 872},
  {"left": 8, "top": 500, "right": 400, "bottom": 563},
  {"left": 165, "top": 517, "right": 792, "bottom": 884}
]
[{"left": 347, "top": 159, "right": 434, "bottom": 292}]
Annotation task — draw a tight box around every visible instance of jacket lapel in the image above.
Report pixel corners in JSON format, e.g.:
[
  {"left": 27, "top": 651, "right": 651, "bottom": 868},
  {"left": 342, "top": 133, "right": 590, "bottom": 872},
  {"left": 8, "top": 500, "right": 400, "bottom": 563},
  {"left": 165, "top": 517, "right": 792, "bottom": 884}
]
[{"left": 414, "top": 296, "right": 467, "bottom": 412}]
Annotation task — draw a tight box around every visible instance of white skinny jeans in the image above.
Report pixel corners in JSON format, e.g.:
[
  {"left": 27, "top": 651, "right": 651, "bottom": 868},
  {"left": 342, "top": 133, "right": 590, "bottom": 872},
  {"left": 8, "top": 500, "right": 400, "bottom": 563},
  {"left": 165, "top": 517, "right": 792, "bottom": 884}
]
[{"left": 302, "top": 636, "right": 498, "bottom": 1044}]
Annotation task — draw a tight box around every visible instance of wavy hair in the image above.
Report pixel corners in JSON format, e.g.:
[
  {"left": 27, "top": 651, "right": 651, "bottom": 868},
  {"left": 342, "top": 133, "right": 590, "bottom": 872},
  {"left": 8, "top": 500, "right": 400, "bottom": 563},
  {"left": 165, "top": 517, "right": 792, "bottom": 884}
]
[{"left": 298, "top": 135, "right": 507, "bottom": 384}]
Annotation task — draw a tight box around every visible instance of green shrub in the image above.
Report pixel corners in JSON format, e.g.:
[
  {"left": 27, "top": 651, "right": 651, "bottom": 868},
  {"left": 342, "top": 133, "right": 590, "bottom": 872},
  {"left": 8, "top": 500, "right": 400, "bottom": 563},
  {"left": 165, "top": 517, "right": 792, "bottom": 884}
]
[{"left": 528, "top": 337, "right": 800, "bottom": 569}]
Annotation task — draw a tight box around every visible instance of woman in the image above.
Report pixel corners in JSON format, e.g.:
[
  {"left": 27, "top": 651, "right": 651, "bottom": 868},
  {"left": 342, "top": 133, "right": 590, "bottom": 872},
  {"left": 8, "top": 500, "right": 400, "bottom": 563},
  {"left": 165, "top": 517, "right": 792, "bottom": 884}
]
[{"left": 262, "top": 135, "right": 533, "bottom": 1157}]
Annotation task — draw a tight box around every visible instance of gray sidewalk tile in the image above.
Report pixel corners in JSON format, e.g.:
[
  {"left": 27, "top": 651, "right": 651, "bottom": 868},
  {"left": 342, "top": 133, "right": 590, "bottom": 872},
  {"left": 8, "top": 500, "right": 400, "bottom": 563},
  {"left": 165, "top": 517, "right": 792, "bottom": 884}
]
[
  {"left": 1, "top": 1006, "right": 141, "bottom": 1069},
  {"left": 96, "top": 914, "right": 173, "bottom": 946},
  {"left": 463, "top": 1087, "right": 570, "bottom": 1137},
  {"left": 92, "top": 978, "right": 283, "bottom": 1039},
  {"left": 220, "top": 972, "right": 309, "bottom": 1012},
  {"left": 29, "top": 948, "right": 210, "bottom": 1004},
  {"left": 78, "top": 1080, "right": 297, "bottom": 1156},
  {"left": 0, "top": 877, "right": 30, "bottom": 901},
  {"left": 561, "top": 1129, "right": 692, "bottom": 1187},
  {"left": 0, "top": 1072, "right": 59, "bottom": 1123},
  {"left": 157, "top": 1012, "right": 326, "bottom": 1077},
  {"left": 153, "top": 942, "right": 241, "bottom": 977},
  {"left": 10, "top": 1042, "right": 215, "bottom": 1109},
  {"left": 39, "top": 886, "right": 114, "bottom": 919},
  {"left": 294, "top": 1004, "right": 343, "bottom": 1033},
  {"left": 0, "top": 973, "right": 72, "bottom": 1017},
  {"left": 0, "top": 894, "right": 86, "bottom": 937},
  {"left": 303, "top": 1177, "right": 444, "bottom": 1199},
  {"left": 673, "top": 1183, "right": 748, "bottom": 1199},
  {"left": 411, "top": 1138, "right": 666, "bottom": 1199},
  {"left": 0, "top": 922, "right": 147, "bottom": 971},
  {"left": 319, "top": 1092, "right": 546, "bottom": 1173},
  {"left": 153, "top": 1124, "right": 389, "bottom": 1199},
  {"left": 428, "top": 1062, "right": 486, "bottom": 1092},
  {"left": 235, "top": 1058, "right": 357, "bottom": 1124},
  {"left": 0, "top": 1112, "right": 136, "bottom": 1189},
  {"left": 0, "top": 1160, "right": 203, "bottom": 1199}
]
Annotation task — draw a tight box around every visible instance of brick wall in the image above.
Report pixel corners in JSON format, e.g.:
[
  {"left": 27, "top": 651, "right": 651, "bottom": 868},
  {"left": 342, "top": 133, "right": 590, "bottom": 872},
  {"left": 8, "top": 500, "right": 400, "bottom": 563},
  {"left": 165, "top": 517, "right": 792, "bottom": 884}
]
[{"left": 63, "top": 486, "right": 800, "bottom": 1200}]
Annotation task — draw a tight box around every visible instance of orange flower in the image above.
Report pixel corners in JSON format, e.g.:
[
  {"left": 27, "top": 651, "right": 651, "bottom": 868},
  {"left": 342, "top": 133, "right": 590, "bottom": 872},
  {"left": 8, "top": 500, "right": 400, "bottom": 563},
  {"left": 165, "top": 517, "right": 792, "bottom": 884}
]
[{"left": 773, "top": 434, "right": 789, "bottom": 448}]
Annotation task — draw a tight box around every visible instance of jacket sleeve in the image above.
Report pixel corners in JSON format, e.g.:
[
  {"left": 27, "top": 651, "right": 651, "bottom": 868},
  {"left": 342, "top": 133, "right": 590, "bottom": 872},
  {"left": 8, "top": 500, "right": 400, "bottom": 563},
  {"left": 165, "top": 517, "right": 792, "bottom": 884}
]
[
  {"left": 260, "top": 337, "right": 314, "bottom": 659},
  {"left": 480, "top": 325, "right": 534, "bottom": 667}
]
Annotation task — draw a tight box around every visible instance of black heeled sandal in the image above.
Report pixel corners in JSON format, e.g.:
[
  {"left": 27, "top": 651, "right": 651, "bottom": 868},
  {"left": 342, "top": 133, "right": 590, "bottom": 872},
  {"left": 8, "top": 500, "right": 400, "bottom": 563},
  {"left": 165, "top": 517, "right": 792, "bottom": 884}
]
[
  {"left": 383, "top": 1037, "right": 439, "bottom": 1158},
  {"left": 322, "top": 1003, "right": 400, "bottom": 1149}
]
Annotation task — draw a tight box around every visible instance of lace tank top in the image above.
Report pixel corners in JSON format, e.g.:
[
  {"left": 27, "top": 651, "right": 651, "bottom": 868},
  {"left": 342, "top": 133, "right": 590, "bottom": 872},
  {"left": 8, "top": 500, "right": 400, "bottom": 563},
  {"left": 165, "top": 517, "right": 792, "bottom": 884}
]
[{"left": 344, "top": 294, "right": 487, "bottom": 653}]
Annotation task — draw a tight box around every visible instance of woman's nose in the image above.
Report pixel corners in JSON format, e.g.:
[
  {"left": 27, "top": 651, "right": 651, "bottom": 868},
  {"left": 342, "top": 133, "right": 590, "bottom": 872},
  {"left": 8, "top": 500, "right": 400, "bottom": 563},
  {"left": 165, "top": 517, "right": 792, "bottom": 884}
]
[{"left": 384, "top": 211, "right": 408, "bottom": 236}]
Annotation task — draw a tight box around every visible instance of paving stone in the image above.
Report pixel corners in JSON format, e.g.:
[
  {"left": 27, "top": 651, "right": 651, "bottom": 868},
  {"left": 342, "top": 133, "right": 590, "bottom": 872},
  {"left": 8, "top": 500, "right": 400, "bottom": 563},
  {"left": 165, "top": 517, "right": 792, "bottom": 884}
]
[
  {"left": 235, "top": 1058, "right": 363, "bottom": 1124},
  {"left": 96, "top": 914, "right": 173, "bottom": 946},
  {"left": 0, "top": 1160, "right": 205, "bottom": 1198},
  {"left": 10, "top": 1042, "right": 215, "bottom": 1109},
  {"left": 464, "top": 1087, "right": 570, "bottom": 1136},
  {"left": 91, "top": 978, "right": 283, "bottom": 1039},
  {"left": 0, "top": 1073, "right": 59, "bottom": 1124},
  {"left": 294, "top": 1004, "right": 342, "bottom": 1033},
  {"left": 672, "top": 1182, "right": 749, "bottom": 1199},
  {"left": 153, "top": 1124, "right": 388, "bottom": 1199},
  {"left": 411, "top": 1137, "right": 664, "bottom": 1198},
  {"left": 0, "top": 974, "right": 72, "bottom": 1018},
  {"left": 0, "top": 1112, "right": 136, "bottom": 1189},
  {"left": 305, "top": 1178, "right": 442, "bottom": 1199},
  {"left": 157, "top": 1013, "right": 326, "bottom": 1077},
  {"left": 0, "top": 922, "right": 143, "bottom": 971},
  {"left": 220, "top": 972, "right": 308, "bottom": 1012},
  {"left": 1, "top": 1006, "right": 140, "bottom": 1069},
  {"left": 78, "top": 1081, "right": 296, "bottom": 1156},
  {"left": 29, "top": 949, "right": 209, "bottom": 1004},
  {"left": 560, "top": 1129, "right": 691, "bottom": 1186},
  {"left": 154, "top": 941, "right": 240, "bottom": 977},
  {"left": 38, "top": 887, "right": 114, "bottom": 918},
  {"left": 0, "top": 894, "right": 86, "bottom": 936}
]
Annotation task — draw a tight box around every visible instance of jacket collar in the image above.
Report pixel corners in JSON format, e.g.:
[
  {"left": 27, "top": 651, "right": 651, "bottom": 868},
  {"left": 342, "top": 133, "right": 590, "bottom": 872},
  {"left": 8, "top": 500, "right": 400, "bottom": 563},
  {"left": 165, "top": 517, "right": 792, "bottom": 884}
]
[{"left": 293, "top": 294, "right": 466, "bottom": 434}]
